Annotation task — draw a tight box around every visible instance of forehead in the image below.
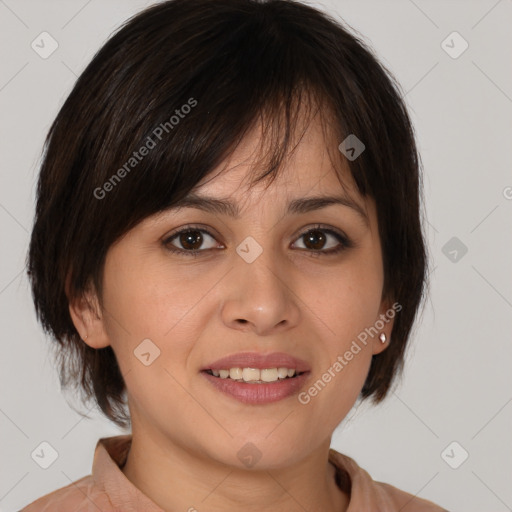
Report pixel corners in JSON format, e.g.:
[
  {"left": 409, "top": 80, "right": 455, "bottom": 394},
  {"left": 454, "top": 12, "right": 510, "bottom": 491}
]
[
  {"left": 193, "top": 111, "right": 361, "bottom": 207},
  {"left": 123, "top": 107, "right": 379, "bottom": 243},
  {"left": 134, "top": 104, "right": 377, "bottom": 236}
]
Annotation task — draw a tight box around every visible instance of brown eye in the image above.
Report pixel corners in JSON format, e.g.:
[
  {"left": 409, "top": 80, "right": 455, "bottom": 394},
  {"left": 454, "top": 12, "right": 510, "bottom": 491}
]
[
  {"left": 163, "top": 224, "right": 352, "bottom": 258},
  {"left": 302, "top": 229, "right": 327, "bottom": 250},
  {"left": 164, "top": 228, "right": 219, "bottom": 255},
  {"left": 177, "top": 230, "right": 204, "bottom": 250},
  {"left": 292, "top": 226, "right": 351, "bottom": 255}
]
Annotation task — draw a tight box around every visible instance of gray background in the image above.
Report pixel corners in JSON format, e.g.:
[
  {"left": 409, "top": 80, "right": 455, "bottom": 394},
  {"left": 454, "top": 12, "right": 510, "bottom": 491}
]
[{"left": 1, "top": 0, "right": 511, "bottom": 511}]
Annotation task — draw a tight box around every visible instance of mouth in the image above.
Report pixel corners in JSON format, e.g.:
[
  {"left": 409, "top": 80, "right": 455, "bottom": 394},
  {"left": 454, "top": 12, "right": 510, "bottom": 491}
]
[{"left": 200, "top": 352, "right": 311, "bottom": 404}]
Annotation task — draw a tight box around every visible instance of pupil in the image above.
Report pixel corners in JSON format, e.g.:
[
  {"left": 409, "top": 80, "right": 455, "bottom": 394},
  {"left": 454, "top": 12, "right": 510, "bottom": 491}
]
[
  {"left": 305, "top": 230, "right": 325, "bottom": 250},
  {"left": 178, "top": 229, "right": 326, "bottom": 251},
  {"left": 181, "top": 230, "right": 202, "bottom": 250}
]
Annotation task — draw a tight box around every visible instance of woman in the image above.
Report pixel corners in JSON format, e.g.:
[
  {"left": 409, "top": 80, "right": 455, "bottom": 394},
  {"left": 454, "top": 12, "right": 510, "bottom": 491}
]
[{"left": 23, "top": 0, "right": 447, "bottom": 510}]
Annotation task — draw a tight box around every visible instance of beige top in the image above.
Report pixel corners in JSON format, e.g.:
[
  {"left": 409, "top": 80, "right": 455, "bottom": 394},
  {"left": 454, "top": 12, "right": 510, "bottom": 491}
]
[{"left": 20, "top": 435, "right": 448, "bottom": 511}]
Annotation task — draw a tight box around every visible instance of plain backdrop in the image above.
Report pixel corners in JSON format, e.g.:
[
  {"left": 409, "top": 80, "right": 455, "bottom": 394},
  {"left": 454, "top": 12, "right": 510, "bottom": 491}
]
[{"left": 1, "top": 1, "right": 511, "bottom": 511}]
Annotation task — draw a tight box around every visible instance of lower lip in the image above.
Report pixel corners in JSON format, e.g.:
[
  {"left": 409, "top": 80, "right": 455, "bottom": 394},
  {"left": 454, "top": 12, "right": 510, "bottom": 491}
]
[{"left": 201, "top": 371, "right": 310, "bottom": 404}]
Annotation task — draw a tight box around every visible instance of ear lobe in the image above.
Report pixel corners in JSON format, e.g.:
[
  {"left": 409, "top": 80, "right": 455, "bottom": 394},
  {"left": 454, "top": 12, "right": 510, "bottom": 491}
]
[
  {"left": 67, "top": 279, "right": 110, "bottom": 349},
  {"left": 371, "top": 334, "right": 389, "bottom": 355},
  {"left": 371, "top": 298, "right": 397, "bottom": 355}
]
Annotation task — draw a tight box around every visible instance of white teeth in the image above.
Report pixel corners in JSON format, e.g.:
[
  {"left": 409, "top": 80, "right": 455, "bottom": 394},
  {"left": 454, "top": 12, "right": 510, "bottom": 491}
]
[
  {"left": 242, "top": 368, "right": 260, "bottom": 382},
  {"left": 229, "top": 368, "right": 243, "bottom": 380},
  {"left": 261, "top": 368, "right": 278, "bottom": 382},
  {"left": 209, "top": 367, "right": 298, "bottom": 383},
  {"left": 277, "top": 367, "right": 289, "bottom": 379}
]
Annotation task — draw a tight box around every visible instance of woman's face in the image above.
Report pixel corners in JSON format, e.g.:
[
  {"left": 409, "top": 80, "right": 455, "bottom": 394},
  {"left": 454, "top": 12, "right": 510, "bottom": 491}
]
[{"left": 77, "top": 114, "right": 393, "bottom": 469}]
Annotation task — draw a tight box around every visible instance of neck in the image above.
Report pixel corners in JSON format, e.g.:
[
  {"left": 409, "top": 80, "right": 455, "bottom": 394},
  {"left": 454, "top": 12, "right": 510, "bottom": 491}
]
[{"left": 121, "top": 427, "right": 349, "bottom": 512}]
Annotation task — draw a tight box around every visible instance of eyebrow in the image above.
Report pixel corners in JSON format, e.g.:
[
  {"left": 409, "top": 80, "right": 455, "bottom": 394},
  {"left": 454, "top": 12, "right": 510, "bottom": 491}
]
[{"left": 166, "top": 192, "right": 369, "bottom": 226}]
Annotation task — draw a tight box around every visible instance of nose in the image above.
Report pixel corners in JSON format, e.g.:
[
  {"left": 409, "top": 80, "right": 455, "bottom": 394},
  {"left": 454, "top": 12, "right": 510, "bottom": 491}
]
[{"left": 220, "top": 245, "right": 300, "bottom": 337}]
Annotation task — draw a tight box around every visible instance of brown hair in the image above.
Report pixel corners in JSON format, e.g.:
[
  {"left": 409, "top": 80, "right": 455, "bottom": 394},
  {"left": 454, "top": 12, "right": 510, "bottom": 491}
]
[{"left": 27, "top": 0, "right": 429, "bottom": 428}]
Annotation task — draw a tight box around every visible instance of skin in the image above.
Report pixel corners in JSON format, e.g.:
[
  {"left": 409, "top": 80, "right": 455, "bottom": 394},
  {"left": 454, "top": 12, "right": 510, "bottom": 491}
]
[{"left": 69, "top": 111, "right": 394, "bottom": 512}]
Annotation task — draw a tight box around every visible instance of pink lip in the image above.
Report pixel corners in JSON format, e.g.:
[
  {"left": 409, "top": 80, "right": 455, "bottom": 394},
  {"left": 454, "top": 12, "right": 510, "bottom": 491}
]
[
  {"left": 202, "top": 351, "right": 311, "bottom": 372},
  {"left": 201, "top": 371, "right": 310, "bottom": 404}
]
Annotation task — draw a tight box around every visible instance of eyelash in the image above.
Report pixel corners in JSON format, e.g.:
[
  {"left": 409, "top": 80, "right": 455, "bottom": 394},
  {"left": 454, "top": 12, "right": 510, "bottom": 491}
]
[{"left": 162, "top": 224, "right": 354, "bottom": 258}]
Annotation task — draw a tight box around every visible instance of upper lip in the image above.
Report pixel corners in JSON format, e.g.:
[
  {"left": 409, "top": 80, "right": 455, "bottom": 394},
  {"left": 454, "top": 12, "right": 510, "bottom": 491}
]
[{"left": 202, "top": 352, "right": 311, "bottom": 373}]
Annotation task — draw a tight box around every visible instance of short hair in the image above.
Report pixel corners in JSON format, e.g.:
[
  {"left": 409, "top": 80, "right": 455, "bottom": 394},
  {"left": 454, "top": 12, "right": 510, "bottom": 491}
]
[{"left": 27, "top": 0, "right": 429, "bottom": 428}]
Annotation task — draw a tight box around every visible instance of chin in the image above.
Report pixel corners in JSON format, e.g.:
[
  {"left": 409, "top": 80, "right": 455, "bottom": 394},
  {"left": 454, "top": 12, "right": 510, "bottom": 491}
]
[{"left": 210, "top": 436, "right": 304, "bottom": 471}]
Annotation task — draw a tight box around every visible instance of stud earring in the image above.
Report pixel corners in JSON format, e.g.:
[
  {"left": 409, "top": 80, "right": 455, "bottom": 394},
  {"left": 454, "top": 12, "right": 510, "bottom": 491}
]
[{"left": 379, "top": 333, "right": 386, "bottom": 344}]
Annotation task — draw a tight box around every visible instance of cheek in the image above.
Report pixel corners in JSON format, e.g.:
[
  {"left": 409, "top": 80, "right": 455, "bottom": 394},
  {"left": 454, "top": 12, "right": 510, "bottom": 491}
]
[
  {"left": 300, "top": 255, "right": 382, "bottom": 418},
  {"left": 314, "top": 255, "right": 384, "bottom": 345},
  {"left": 100, "top": 251, "right": 220, "bottom": 388},
  {"left": 99, "top": 256, "right": 208, "bottom": 424},
  {"left": 102, "top": 251, "right": 209, "bottom": 339}
]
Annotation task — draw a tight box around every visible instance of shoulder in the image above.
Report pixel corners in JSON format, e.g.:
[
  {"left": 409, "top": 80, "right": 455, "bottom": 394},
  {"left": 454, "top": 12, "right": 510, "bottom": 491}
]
[
  {"left": 329, "top": 448, "right": 449, "bottom": 511},
  {"left": 373, "top": 481, "right": 449, "bottom": 511},
  {"left": 19, "top": 474, "right": 114, "bottom": 512}
]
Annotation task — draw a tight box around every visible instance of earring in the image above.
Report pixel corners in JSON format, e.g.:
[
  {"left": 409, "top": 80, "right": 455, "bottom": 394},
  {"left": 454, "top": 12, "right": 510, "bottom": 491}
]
[
  {"left": 84, "top": 335, "right": 88, "bottom": 340},
  {"left": 379, "top": 333, "right": 386, "bottom": 344}
]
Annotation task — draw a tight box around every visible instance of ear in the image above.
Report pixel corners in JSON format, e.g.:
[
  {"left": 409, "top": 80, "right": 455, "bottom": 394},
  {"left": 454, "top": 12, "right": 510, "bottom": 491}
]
[
  {"left": 66, "top": 275, "right": 110, "bottom": 349},
  {"left": 371, "top": 296, "right": 398, "bottom": 356}
]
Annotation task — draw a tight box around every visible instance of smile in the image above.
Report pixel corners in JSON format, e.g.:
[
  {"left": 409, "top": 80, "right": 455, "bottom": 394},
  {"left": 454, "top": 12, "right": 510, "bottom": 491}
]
[{"left": 205, "top": 367, "right": 303, "bottom": 383}]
